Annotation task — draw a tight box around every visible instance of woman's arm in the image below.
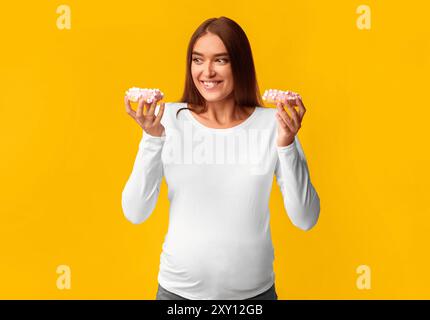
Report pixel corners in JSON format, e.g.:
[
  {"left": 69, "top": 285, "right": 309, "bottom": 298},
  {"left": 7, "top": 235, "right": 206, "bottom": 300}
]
[
  {"left": 121, "top": 131, "right": 165, "bottom": 224},
  {"left": 275, "top": 135, "right": 320, "bottom": 231}
]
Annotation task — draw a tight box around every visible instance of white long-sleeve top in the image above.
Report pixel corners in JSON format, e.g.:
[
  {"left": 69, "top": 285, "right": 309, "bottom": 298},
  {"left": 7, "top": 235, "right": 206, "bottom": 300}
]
[{"left": 121, "top": 102, "right": 320, "bottom": 300}]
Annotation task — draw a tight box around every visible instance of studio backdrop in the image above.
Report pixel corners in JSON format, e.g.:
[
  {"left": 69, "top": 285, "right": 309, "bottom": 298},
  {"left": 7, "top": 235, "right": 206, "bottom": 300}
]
[{"left": 0, "top": 0, "right": 429, "bottom": 299}]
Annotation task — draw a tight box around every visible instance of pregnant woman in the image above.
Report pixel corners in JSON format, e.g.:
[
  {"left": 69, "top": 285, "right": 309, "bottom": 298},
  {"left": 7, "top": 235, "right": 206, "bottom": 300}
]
[{"left": 122, "top": 16, "right": 321, "bottom": 300}]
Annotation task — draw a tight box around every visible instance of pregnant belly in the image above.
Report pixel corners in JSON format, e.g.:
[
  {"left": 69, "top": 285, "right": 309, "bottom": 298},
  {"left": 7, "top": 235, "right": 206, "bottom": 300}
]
[{"left": 161, "top": 230, "right": 274, "bottom": 291}]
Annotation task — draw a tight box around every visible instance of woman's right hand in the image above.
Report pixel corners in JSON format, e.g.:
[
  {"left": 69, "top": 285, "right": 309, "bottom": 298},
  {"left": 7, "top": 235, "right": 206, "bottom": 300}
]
[{"left": 124, "top": 96, "right": 165, "bottom": 137}]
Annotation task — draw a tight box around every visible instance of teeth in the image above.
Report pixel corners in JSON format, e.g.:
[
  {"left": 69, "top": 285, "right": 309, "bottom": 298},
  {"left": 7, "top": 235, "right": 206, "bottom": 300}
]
[
  {"left": 202, "top": 81, "right": 220, "bottom": 88},
  {"left": 203, "top": 81, "right": 217, "bottom": 89}
]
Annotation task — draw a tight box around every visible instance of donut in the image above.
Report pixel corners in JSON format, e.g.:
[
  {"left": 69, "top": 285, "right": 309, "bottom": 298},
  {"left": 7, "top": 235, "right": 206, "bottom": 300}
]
[
  {"left": 125, "top": 87, "right": 164, "bottom": 104},
  {"left": 262, "top": 89, "right": 301, "bottom": 105}
]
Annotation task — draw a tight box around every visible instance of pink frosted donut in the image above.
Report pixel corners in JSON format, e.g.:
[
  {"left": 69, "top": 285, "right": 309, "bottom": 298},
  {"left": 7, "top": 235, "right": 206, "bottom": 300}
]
[
  {"left": 125, "top": 87, "right": 164, "bottom": 103},
  {"left": 262, "top": 89, "right": 301, "bottom": 105}
]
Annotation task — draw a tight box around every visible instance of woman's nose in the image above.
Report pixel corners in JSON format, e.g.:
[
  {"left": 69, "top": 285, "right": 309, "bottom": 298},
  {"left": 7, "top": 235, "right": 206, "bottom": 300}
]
[{"left": 203, "top": 62, "right": 215, "bottom": 76}]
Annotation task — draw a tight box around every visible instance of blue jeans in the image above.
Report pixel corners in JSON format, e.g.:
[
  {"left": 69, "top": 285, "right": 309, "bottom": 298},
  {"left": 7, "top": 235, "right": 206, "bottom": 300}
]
[{"left": 156, "top": 283, "right": 278, "bottom": 300}]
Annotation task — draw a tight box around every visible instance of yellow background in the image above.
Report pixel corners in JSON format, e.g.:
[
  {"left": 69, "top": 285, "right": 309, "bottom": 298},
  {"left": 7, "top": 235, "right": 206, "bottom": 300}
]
[{"left": 0, "top": 0, "right": 429, "bottom": 299}]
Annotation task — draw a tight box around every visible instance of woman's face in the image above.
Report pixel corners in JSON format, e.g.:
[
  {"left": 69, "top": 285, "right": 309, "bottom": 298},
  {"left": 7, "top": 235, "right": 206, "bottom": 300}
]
[{"left": 191, "top": 32, "right": 234, "bottom": 103}]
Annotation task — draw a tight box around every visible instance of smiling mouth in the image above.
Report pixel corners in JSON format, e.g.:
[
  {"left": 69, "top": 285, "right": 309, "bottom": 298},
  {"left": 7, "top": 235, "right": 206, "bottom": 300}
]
[{"left": 200, "top": 81, "right": 223, "bottom": 89}]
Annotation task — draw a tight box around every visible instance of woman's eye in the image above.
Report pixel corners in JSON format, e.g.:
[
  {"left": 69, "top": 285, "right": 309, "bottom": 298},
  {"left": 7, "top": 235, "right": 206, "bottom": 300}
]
[{"left": 192, "top": 58, "right": 229, "bottom": 63}]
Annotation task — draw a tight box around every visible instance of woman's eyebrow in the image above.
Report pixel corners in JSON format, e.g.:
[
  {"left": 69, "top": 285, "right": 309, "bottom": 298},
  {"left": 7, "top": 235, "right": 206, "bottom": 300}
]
[{"left": 192, "top": 51, "right": 229, "bottom": 57}]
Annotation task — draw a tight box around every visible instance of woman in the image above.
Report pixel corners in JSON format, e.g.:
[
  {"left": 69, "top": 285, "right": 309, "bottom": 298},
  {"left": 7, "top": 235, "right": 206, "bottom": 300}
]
[{"left": 122, "top": 16, "right": 320, "bottom": 300}]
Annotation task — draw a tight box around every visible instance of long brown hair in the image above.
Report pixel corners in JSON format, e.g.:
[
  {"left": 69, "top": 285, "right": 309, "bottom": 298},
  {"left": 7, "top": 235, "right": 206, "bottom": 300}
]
[{"left": 176, "top": 16, "right": 264, "bottom": 118}]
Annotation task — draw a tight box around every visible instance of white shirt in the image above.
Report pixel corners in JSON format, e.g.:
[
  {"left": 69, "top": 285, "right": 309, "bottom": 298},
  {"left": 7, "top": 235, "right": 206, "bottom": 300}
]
[{"left": 121, "top": 102, "right": 320, "bottom": 300}]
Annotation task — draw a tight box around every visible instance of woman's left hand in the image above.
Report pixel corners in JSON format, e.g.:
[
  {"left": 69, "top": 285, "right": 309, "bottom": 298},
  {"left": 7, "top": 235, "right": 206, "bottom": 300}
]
[{"left": 275, "top": 95, "right": 306, "bottom": 147}]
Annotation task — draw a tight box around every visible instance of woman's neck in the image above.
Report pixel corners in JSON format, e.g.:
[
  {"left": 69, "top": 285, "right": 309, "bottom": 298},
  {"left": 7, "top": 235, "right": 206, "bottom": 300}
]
[{"left": 192, "top": 99, "right": 254, "bottom": 127}]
